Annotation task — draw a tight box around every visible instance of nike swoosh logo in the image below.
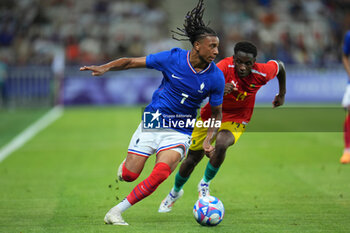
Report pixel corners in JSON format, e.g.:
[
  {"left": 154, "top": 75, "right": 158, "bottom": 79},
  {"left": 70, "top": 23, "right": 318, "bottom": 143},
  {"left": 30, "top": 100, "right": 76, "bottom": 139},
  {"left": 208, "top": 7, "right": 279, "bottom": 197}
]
[{"left": 171, "top": 74, "right": 182, "bottom": 80}]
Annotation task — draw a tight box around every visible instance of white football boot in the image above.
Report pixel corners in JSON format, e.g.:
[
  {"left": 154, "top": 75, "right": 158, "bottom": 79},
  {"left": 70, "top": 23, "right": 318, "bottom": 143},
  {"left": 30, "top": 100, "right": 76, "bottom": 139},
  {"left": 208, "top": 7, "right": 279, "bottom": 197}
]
[
  {"left": 198, "top": 179, "right": 210, "bottom": 198},
  {"left": 104, "top": 206, "right": 128, "bottom": 226},
  {"left": 158, "top": 189, "right": 184, "bottom": 213},
  {"left": 117, "top": 159, "right": 126, "bottom": 182}
]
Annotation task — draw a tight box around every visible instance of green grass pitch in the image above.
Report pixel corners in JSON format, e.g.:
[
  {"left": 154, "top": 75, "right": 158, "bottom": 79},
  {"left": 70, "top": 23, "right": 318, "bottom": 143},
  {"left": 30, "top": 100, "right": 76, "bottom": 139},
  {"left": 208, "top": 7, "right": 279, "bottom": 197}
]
[{"left": 0, "top": 106, "right": 350, "bottom": 233}]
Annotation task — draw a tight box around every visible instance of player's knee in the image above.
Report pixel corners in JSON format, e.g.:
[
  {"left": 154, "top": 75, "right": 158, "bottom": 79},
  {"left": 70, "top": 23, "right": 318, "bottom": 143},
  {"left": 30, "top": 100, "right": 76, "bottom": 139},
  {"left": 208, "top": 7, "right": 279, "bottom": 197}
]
[
  {"left": 216, "top": 131, "right": 235, "bottom": 149},
  {"left": 213, "top": 145, "right": 228, "bottom": 164},
  {"left": 215, "top": 143, "right": 229, "bottom": 154}
]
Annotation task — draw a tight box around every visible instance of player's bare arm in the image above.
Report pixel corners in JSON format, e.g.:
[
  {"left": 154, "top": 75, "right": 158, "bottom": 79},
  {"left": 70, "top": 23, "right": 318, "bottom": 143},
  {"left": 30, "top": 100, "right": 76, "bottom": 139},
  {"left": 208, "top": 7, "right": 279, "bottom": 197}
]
[
  {"left": 342, "top": 53, "right": 350, "bottom": 80},
  {"left": 79, "top": 57, "right": 147, "bottom": 76},
  {"left": 202, "top": 104, "right": 222, "bottom": 156},
  {"left": 223, "top": 83, "right": 233, "bottom": 95},
  {"left": 272, "top": 60, "right": 286, "bottom": 108}
]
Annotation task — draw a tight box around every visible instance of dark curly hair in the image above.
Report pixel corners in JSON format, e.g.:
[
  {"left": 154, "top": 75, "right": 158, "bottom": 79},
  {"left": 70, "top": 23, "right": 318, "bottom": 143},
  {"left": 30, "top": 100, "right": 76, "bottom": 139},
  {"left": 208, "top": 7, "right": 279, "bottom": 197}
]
[
  {"left": 234, "top": 41, "right": 258, "bottom": 58},
  {"left": 172, "top": 0, "right": 217, "bottom": 45}
]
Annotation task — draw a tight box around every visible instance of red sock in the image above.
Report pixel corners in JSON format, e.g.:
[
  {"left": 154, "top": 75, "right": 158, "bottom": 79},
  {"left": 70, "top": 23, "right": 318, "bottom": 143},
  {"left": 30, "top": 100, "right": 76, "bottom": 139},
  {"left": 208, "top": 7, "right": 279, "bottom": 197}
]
[
  {"left": 345, "top": 114, "right": 350, "bottom": 149},
  {"left": 126, "top": 162, "right": 171, "bottom": 205},
  {"left": 122, "top": 164, "right": 140, "bottom": 182}
]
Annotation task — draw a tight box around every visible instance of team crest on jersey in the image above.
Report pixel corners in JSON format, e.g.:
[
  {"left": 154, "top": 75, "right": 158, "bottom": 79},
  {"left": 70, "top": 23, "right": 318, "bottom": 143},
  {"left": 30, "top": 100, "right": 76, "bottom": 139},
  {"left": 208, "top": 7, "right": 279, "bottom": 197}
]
[
  {"left": 198, "top": 82, "right": 205, "bottom": 93},
  {"left": 232, "top": 81, "right": 238, "bottom": 88}
]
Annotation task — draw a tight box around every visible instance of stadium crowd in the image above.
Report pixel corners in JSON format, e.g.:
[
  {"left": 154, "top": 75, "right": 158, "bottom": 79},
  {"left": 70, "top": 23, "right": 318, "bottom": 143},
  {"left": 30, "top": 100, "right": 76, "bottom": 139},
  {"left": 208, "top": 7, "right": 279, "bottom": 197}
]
[
  {"left": 219, "top": 0, "right": 350, "bottom": 66},
  {"left": 0, "top": 0, "right": 349, "bottom": 67},
  {"left": 0, "top": 0, "right": 168, "bottom": 66}
]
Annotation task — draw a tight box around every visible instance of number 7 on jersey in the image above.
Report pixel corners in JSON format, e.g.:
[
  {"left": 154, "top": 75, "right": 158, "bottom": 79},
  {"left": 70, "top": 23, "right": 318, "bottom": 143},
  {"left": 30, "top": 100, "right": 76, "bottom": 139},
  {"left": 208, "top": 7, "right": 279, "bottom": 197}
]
[{"left": 181, "top": 93, "right": 189, "bottom": 104}]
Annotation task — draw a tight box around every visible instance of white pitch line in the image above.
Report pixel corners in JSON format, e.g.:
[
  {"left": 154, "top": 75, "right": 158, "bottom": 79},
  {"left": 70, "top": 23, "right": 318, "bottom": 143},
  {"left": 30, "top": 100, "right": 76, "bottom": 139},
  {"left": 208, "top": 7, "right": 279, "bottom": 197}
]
[{"left": 0, "top": 106, "right": 64, "bottom": 163}]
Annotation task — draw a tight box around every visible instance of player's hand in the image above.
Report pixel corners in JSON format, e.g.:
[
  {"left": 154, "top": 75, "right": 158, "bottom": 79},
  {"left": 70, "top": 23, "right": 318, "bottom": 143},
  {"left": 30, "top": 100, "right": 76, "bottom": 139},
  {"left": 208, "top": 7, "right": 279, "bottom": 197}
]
[
  {"left": 224, "top": 83, "right": 238, "bottom": 95},
  {"left": 203, "top": 137, "right": 215, "bottom": 157},
  {"left": 272, "top": 93, "right": 285, "bottom": 108},
  {"left": 79, "top": 65, "right": 108, "bottom": 76}
]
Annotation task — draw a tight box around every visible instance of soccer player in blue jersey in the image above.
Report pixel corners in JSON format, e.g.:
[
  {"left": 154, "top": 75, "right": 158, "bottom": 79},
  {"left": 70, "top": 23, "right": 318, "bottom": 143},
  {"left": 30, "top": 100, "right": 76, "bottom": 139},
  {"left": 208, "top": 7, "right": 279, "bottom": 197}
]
[
  {"left": 80, "top": 0, "right": 225, "bottom": 225},
  {"left": 341, "top": 30, "right": 350, "bottom": 164}
]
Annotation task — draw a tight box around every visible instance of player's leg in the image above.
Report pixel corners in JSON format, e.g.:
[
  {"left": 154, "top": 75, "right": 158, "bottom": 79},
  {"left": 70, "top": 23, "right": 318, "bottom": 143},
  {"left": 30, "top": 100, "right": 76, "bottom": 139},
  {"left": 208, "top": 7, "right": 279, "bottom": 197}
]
[
  {"left": 198, "top": 122, "right": 245, "bottom": 197},
  {"left": 158, "top": 149, "right": 205, "bottom": 213},
  {"left": 104, "top": 153, "right": 148, "bottom": 226},
  {"left": 178, "top": 149, "right": 205, "bottom": 185},
  {"left": 198, "top": 129, "right": 235, "bottom": 197},
  {"left": 341, "top": 107, "right": 350, "bottom": 164},
  {"left": 117, "top": 122, "right": 154, "bottom": 181},
  {"left": 125, "top": 149, "right": 181, "bottom": 205},
  {"left": 159, "top": 121, "right": 207, "bottom": 213},
  {"left": 118, "top": 153, "right": 147, "bottom": 182},
  {"left": 104, "top": 123, "right": 154, "bottom": 225},
  {"left": 105, "top": 155, "right": 150, "bottom": 225},
  {"left": 121, "top": 149, "right": 180, "bottom": 216},
  {"left": 174, "top": 122, "right": 208, "bottom": 191},
  {"left": 105, "top": 150, "right": 180, "bottom": 225},
  {"left": 107, "top": 129, "right": 189, "bottom": 224},
  {"left": 209, "top": 129, "right": 235, "bottom": 167}
]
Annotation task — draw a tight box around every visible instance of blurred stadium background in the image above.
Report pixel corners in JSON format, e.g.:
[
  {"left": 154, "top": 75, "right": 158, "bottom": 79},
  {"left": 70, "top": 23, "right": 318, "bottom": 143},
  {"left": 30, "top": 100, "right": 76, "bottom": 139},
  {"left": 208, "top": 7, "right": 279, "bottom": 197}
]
[
  {"left": 1, "top": 1, "right": 350, "bottom": 232},
  {"left": 0, "top": 0, "right": 349, "bottom": 108}
]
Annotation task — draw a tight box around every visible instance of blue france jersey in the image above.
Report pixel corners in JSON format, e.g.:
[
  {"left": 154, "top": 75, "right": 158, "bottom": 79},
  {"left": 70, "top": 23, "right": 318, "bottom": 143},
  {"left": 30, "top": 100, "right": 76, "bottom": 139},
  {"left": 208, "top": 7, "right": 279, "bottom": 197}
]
[
  {"left": 343, "top": 31, "right": 350, "bottom": 56},
  {"left": 144, "top": 48, "right": 225, "bottom": 135}
]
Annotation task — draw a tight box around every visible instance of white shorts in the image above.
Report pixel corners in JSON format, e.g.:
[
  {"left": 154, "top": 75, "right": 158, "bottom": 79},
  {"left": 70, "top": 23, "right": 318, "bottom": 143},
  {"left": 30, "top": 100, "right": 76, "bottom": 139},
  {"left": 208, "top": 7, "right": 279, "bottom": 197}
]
[
  {"left": 127, "top": 122, "right": 192, "bottom": 160},
  {"left": 342, "top": 84, "right": 350, "bottom": 107}
]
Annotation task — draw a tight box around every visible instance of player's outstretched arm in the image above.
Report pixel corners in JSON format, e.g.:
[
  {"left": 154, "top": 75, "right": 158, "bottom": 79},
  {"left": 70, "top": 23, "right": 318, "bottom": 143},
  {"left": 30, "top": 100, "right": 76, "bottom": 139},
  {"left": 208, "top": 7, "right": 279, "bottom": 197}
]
[
  {"left": 272, "top": 60, "right": 286, "bottom": 108},
  {"left": 79, "top": 57, "right": 147, "bottom": 76},
  {"left": 203, "top": 104, "right": 222, "bottom": 157}
]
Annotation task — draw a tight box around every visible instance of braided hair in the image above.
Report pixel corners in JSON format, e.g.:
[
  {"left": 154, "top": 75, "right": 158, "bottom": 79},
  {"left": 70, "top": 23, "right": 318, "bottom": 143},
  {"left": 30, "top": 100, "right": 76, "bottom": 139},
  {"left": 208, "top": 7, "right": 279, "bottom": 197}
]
[{"left": 172, "top": 0, "right": 217, "bottom": 45}]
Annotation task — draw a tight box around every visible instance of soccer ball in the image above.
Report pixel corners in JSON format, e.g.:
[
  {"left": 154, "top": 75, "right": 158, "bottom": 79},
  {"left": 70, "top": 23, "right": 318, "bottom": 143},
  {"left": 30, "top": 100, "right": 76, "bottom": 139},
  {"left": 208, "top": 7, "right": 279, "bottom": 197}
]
[{"left": 193, "top": 196, "right": 224, "bottom": 226}]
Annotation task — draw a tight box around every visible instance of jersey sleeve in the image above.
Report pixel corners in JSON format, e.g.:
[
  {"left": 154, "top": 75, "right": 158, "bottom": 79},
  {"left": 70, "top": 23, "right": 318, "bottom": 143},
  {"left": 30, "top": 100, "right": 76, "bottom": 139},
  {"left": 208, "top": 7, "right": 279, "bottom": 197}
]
[
  {"left": 146, "top": 48, "right": 179, "bottom": 71},
  {"left": 343, "top": 31, "right": 350, "bottom": 56},
  {"left": 261, "top": 60, "right": 279, "bottom": 81},
  {"left": 208, "top": 69, "right": 225, "bottom": 106}
]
